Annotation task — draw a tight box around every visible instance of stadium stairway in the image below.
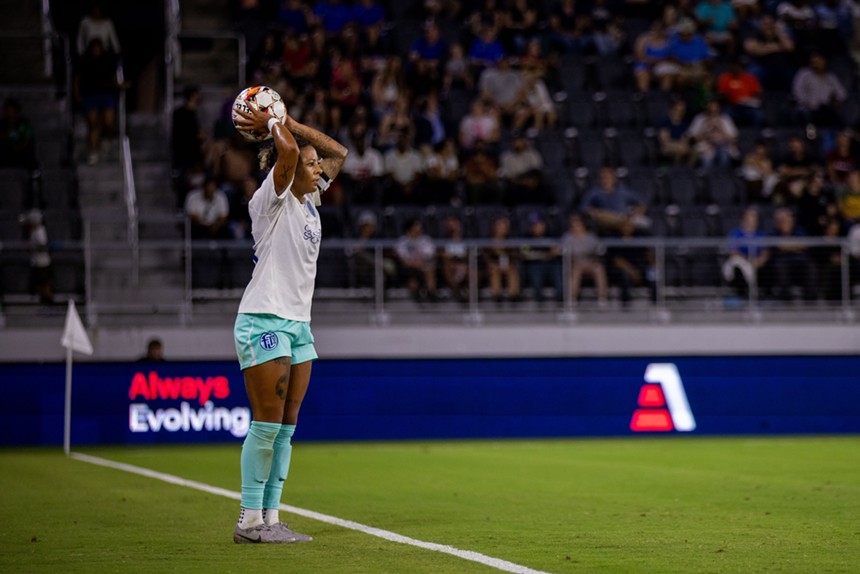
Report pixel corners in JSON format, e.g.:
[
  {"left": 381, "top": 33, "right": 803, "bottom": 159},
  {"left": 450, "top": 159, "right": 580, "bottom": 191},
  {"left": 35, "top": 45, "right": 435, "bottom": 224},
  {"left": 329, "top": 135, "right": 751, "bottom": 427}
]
[{"left": 174, "top": 0, "right": 241, "bottom": 87}]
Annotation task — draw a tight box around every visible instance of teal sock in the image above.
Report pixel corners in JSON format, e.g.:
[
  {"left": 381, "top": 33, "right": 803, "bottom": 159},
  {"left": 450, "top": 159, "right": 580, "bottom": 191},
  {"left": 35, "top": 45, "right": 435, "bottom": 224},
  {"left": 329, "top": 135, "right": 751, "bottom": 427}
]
[
  {"left": 262, "top": 424, "right": 296, "bottom": 511},
  {"left": 240, "top": 421, "right": 282, "bottom": 510}
]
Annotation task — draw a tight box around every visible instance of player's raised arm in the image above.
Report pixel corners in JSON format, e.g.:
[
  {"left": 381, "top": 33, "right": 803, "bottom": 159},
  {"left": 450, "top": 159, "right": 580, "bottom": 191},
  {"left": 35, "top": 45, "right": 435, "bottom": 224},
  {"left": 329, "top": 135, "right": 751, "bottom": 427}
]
[
  {"left": 284, "top": 117, "right": 348, "bottom": 183},
  {"left": 234, "top": 106, "right": 299, "bottom": 195}
]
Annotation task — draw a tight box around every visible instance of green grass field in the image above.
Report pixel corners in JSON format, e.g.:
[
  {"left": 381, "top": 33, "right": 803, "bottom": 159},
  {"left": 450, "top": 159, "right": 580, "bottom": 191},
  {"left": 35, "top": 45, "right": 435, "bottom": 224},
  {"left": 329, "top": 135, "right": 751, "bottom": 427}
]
[{"left": 2, "top": 437, "right": 859, "bottom": 573}]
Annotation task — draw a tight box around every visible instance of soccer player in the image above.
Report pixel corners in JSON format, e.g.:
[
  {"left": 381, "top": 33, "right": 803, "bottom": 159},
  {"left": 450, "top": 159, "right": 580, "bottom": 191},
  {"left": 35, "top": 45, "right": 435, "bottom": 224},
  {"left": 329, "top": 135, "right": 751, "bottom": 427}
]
[{"left": 230, "top": 104, "right": 347, "bottom": 543}]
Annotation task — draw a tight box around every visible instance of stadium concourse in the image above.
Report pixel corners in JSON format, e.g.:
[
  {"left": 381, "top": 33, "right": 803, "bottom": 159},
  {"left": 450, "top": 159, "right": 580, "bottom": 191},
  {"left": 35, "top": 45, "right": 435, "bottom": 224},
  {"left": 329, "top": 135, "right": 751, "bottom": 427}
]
[{"left": 1, "top": 0, "right": 860, "bottom": 337}]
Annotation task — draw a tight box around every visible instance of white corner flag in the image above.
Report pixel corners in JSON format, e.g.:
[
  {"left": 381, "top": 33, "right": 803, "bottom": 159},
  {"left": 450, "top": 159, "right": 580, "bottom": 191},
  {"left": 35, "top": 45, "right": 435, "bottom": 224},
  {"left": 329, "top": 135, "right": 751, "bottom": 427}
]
[{"left": 61, "top": 300, "right": 93, "bottom": 456}]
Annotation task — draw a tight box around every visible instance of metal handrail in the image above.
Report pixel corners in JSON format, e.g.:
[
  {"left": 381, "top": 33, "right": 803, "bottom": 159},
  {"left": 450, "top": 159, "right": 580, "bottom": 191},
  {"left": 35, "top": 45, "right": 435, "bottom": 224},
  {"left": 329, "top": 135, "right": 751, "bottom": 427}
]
[{"left": 116, "top": 59, "right": 139, "bottom": 286}]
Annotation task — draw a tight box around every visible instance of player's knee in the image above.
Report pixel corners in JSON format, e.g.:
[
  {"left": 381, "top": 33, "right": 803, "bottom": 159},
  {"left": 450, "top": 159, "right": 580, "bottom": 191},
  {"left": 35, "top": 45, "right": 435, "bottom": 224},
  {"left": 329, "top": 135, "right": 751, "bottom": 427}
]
[{"left": 284, "top": 398, "right": 303, "bottom": 425}]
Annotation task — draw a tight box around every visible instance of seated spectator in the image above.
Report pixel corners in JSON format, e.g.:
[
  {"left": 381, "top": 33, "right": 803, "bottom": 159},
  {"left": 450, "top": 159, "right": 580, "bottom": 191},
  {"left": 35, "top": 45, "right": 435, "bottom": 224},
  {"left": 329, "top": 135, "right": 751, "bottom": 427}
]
[
  {"left": 520, "top": 213, "right": 562, "bottom": 302},
  {"left": 459, "top": 98, "right": 501, "bottom": 152},
  {"left": 172, "top": 86, "right": 205, "bottom": 174},
  {"left": 742, "top": 15, "right": 796, "bottom": 91},
  {"left": 312, "top": 0, "right": 354, "bottom": 36},
  {"left": 658, "top": 99, "right": 693, "bottom": 165},
  {"left": 607, "top": 220, "right": 656, "bottom": 305},
  {"left": 499, "top": 134, "right": 546, "bottom": 205},
  {"left": 776, "top": 0, "right": 817, "bottom": 50},
  {"left": 483, "top": 215, "right": 521, "bottom": 303},
  {"left": 352, "top": 0, "right": 386, "bottom": 29},
  {"left": 813, "top": 0, "right": 853, "bottom": 57},
  {"left": 582, "top": 166, "right": 649, "bottom": 237},
  {"left": 347, "top": 210, "right": 385, "bottom": 288},
  {"left": 797, "top": 170, "right": 836, "bottom": 236},
  {"left": 502, "top": 0, "right": 539, "bottom": 55},
  {"left": 825, "top": 131, "right": 857, "bottom": 186},
  {"left": 695, "top": 0, "right": 737, "bottom": 54},
  {"left": 75, "top": 38, "right": 119, "bottom": 165},
  {"left": 422, "top": 139, "right": 461, "bottom": 204},
  {"left": 469, "top": 26, "right": 506, "bottom": 75},
  {"left": 409, "top": 20, "right": 447, "bottom": 94},
  {"left": 276, "top": 0, "right": 311, "bottom": 34},
  {"left": 370, "top": 57, "right": 405, "bottom": 120},
  {"left": 741, "top": 140, "right": 779, "bottom": 202},
  {"left": 383, "top": 132, "right": 424, "bottom": 203},
  {"left": 376, "top": 95, "right": 414, "bottom": 152},
  {"left": 723, "top": 206, "right": 768, "bottom": 299},
  {"left": 439, "top": 215, "right": 470, "bottom": 302},
  {"left": 341, "top": 128, "right": 384, "bottom": 204},
  {"left": 328, "top": 50, "right": 362, "bottom": 131},
  {"left": 548, "top": 0, "right": 591, "bottom": 55},
  {"left": 562, "top": 213, "right": 608, "bottom": 306},
  {"left": 442, "top": 43, "right": 474, "bottom": 93},
  {"left": 813, "top": 216, "right": 847, "bottom": 300},
  {"left": 394, "top": 218, "right": 438, "bottom": 301},
  {"left": 138, "top": 338, "right": 166, "bottom": 362},
  {"left": 589, "top": 0, "right": 627, "bottom": 56},
  {"left": 837, "top": 169, "right": 860, "bottom": 224},
  {"left": 462, "top": 139, "right": 502, "bottom": 204},
  {"left": 667, "top": 18, "right": 712, "bottom": 89},
  {"left": 633, "top": 23, "right": 676, "bottom": 93},
  {"left": 773, "top": 135, "right": 819, "bottom": 204},
  {"left": 792, "top": 52, "right": 847, "bottom": 129},
  {"left": 282, "top": 33, "right": 318, "bottom": 91},
  {"left": 687, "top": 99, "right": 739, "bottom": 168},
  {"left": 359, "top": 21, "right": 391, "bottom": 77},
  {"left": 0, "top": 98, "right": 37, "bottom": 170},
  {"left": 19, "top": 209, "right": 52, "bottom": 304},
  {"left": 518, "top": 68, "right": 558, "bottom": 133},
  {"left": 185, "top": 175, "right": 231, "bottom": 239},
  {"left": 716, "top": 60, "right": 763, "bottom": 127},
  {"left": 767, "top": 207, "right": 818, "bottom": 301},
  {"left": 414, "top": 92, "right": 446, "bottom": 148},
  {"left": 211, "top": 133, "right": 257, "bottom": 193},
  {"left": 479, "top": 58, "right": 525, "bottom": 123}
]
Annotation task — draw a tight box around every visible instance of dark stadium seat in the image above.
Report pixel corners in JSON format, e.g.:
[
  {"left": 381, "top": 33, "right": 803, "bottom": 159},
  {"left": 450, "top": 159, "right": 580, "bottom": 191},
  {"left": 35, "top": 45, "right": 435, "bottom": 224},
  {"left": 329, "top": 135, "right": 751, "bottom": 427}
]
[
  {"left": 472, "top": 205, "right": 511, "bottom": 237},
  {"left": 662, "top": 168, "right": 701, "bottom": 207},
  {"left": 0, "top": 249, "right": 31, "bottom": 294},
  {"left": 567, "top": 97, "right": 596, "bottom": 130},
  {"left": 705, "top": 170, "right": 743, "bottom": 206},
  {"left": 316, "top": 249, "right": 349, "bottom": 288},
  {"left": 625, "top": 171, "right": 661, "bottom": 207},
  {"left": 191, "top": 247, "right": 225, "bottom": 289},
  {"left": 51, "top": 249, "right": 84, "bottom": 294},
  {"left": 0, "top": 169, "right": 29, "bottom": 210},
  {"left": 226, "top": 247, "right": 254, "bottom": 289}
]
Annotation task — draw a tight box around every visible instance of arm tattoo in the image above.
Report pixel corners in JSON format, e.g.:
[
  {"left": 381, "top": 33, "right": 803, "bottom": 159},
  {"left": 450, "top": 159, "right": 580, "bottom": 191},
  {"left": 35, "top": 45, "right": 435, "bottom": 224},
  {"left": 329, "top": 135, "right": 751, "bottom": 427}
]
[{"left": 289, "top": 121, "right": 347, "bottom": 160}]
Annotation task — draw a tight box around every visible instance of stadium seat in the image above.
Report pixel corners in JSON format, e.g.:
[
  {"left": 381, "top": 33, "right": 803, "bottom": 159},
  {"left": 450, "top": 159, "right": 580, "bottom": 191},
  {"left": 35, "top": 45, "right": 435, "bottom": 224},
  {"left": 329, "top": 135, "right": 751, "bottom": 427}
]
[
  {"left": 567, "top": 97, "right": 596, "bottom": 130},
  {"left": 51, "top": 249, "right": 84, "bottom": 294},
  {"left": 472, "top": 205, "right": 511, "bottom": 237},
  {"left": 662, "top": 168, "right": 701, "bottom": 207},
  {"left": 0, "top": 249, "right": 31, "bottom": 295},
  {"left": 316, "top": 249, "right": 349, "bottom": 289},
  {"left": 0, "top": 169, "right": 29, "bottom": 210},
  {"left": 191, "top": 247, "right": 225, "bottom": 289},
  {"left": 705, "top": 170, "right": 743, "bottom": 206}
]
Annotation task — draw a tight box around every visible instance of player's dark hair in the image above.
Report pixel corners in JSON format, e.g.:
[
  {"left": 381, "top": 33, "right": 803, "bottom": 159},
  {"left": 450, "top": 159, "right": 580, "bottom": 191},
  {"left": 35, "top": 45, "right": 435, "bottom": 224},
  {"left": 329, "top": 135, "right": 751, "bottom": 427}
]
[{"left": 258, "top": 135, "right": 312, "bottom": 172}]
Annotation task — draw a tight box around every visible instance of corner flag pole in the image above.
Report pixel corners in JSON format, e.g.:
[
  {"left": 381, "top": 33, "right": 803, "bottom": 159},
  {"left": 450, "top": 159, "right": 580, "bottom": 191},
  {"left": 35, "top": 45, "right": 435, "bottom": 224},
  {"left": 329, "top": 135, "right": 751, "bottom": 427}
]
[{"left": 60, "top": 300, "right": 94, "bottom": 456}]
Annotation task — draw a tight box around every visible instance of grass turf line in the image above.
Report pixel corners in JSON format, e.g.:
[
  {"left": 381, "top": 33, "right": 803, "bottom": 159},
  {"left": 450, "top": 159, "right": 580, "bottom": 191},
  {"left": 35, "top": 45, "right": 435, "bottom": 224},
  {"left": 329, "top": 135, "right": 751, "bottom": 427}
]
[{"left": 2, "top": 437, "right": 859, "bottom": 573}]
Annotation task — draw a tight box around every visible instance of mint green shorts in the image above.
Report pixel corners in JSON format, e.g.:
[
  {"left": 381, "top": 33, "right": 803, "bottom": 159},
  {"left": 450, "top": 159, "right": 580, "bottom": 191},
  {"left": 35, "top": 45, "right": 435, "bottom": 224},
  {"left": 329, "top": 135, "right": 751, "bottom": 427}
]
[{"left": 234, "top": 313, "right": 318, "bottom": 370}]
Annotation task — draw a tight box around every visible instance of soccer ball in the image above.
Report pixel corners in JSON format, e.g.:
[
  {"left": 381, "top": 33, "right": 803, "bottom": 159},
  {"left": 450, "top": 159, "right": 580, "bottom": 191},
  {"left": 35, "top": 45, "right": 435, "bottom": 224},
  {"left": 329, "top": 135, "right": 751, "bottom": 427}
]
[{"left": 232, "top": 86, "right": 287, "bottom": 142}]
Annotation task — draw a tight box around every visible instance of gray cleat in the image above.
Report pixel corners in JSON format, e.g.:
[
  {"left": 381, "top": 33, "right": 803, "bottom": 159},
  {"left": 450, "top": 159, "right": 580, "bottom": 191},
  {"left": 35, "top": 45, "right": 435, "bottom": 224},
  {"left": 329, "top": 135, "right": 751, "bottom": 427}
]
[
  {"left": 270, "top": 522, "right": 313, "bottom": 542},
  {"left": 233, "top": 523, "right": 299, "bottom": 544}
]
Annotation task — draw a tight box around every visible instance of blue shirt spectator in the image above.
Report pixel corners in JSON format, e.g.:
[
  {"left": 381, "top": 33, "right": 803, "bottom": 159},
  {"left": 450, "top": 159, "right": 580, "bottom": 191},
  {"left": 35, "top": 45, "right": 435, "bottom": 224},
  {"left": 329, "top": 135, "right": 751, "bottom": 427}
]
[
  {"left": 352, "top": 0, "right": 385, "bottom": 28},
  {"left": 469, "top": 29, "right": 505, "bottom": 68},
  {"left": 668, "top": 28, "right": 710, "bottom": 64},
  {"left": 695, "top": 0, "right": 736, "bottom": 33},
  {"left": 277, "top": 0, "right": 309, "bottom": 34},
  {"left": 313, "top": 0, "right": 353, "bottom": 35}
]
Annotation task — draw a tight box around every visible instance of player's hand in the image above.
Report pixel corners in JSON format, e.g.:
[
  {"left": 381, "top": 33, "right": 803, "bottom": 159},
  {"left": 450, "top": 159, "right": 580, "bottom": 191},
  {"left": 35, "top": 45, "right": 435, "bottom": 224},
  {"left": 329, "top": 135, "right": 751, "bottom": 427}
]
[{"left": 234, "top": 106, "right": 278, "bottom": 138}]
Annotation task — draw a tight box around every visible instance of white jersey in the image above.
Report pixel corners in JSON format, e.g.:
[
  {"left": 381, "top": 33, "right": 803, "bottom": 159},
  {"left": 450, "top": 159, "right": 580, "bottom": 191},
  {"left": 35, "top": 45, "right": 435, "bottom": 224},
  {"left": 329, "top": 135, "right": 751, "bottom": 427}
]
[{"left": 237, "top": 169, "right": 322, "bottom": 321}]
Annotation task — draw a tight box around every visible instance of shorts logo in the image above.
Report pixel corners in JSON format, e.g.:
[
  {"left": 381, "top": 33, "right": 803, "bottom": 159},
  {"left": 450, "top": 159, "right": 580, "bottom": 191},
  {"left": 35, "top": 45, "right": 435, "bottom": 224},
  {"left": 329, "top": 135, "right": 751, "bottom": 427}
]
[{"left": 260, "top": 332, "right": 279, "bottom": 351}]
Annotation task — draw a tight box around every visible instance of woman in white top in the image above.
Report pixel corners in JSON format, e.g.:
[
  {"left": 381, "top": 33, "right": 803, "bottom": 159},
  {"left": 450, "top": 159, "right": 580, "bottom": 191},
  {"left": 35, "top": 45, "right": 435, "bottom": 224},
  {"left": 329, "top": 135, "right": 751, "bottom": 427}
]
[{"left": 230, "top": 103, "right": 347, "bottom": 544}]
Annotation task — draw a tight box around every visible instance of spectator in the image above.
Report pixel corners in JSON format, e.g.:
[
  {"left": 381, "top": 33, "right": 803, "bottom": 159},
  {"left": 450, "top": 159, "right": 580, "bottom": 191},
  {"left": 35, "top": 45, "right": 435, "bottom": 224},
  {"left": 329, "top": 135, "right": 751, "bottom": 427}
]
[
  {"left": 469, "top": 26, "right": 506, "bottom": 74},
  {"left": 483, "top": 215, "right": 521, "bottom": 303},
  {"left": 741, "top": 140, "right": 779, "bottom": 202},
  {"left": 667, "top": 18, "right": 712, "bottom": 89},
  {"left": 376, "top": 95, "right": 414, "bottom": 151},
  {"left": 352, "top": 0, "right": 386, "bottom": 29},
  {"left": 520, "top": 213, "right": 562, "bottom": 302},
  {"left": 439, "top": 214, "right": 470, "bottom": 302},
  {"left": 479, "top": 58, "right": 525, "bottom": 123},
  {"left": 502, "top": 0, "right": 539, "bottom": 55},
  {"left": 328, "top": 50, "right": 362, "bottom": 131},
  {"left": 825, "top": 131, "right": 858, "bottom": 186},
  {"left": 813, "top": 216, "right": 846, "bottom": 300},
  {"left": 777, "top": 0, "right": 817, "bottom": 50},
  {"left": 633, "top": 23, "right": 676, "bottom": 93},
  {"left": 589, "top": 0, "right": 627, "bottom": 56},
  {"left": 582, "top": 166, "right": 649, "bottom": 236},
  {"left": 459, "top": 98, "right": 501, "bottom": 151},
  {"left": 282, "top": 33, "right": 318, "bottom": 91},
  {"left": 767, "top": 207, "right": 818, "bottom": 301},
  {"left": 229, "top": 176, "right": 258, "bottom": 240},
  {"left": 792, "top": 52, "right": 847, "bottom": 129},
  {"left": 723, "top": 206, "right": 769, "bottom": 299},
  {"left": 19, "top": 209, "right": 52, "bottom": 304},
  {"left": 409, "top": 20, "right": 447, "bottom": 94},
  {"left": 837, "top": 169, "right": 860, "bottom": 224},
  {"left": 346, "top": 210, "right": 383, "bottom": 288},
  {"left": 442, "top": 43, "right": 474, "bottom": 93},
  {"left": 383, "top": 132, "right": 424, "bottom": 203},
  {"left": 797, "top": 170, "right": 837, "bottom": 236},
  {"left": 276, "top": 0, "right": 311, "bottom": 34},
  {"left": 359, "top": 20, "right": 392, "bottom": 76},
  {"left": 75, "top": 38, "right": 119, "bottom": 165},
  {"left": 695, "top": 0, "right": 738, "bottom": 54},
  {"left": 139, "top": 338, "right": 165, "bottom": 362},
  {"left": 608, "top": 219, "right": 656, "bottom": 305},
  {"left": 716, "top": 59, "right": 763, "bottom": 126},
  {"left": 814, "top": 0, "right": 854, "bottom": 56},
  {"left": 773, "top": 135, "right": 818, "bottom": 204},
  {"left": 414, "top": 92, "right": 446, "bottom": 148},
  {"left": 0, "top": 98, "right": 37, "bottom": 170},
  {"left": 312, "top": 0, "right": 354, "bottom": 36},
  {"left": 742, "top": 14, "right": 796, "bottom": 91},
  {"left": 394, "top": 218, "right": 438, "bottom": 301},
  {"left": 185, "top": 175, "right": 230, "bottom": 239},
  {"left": 658, "top": 99, "right": 693, "bottom": 165},
  {"left": 370, "top": 57, "right": 405, "bottom": 120},
  {"left": 210, "top": 133, "right": 257, "bottom": 193},
  {"left": 422, "top": 139, "right": 460, "bottom": 204},
  {"left": 172, "top": 86, "right": 205, "bottom": 173},
  {"left": 687, "top": 99, "right": 739, "bottom": 168},
  {"left": 562, "top": 213, "right": 608, "bottom": 306},
  {"left": 462, "top": 139, "right": 502, "bottom": 204},
  {"left": 548, "top": 0, "right": 591, "bottom": 54},
  {"left": 341, "top": 128, "right": 385, "bottom": 204},
  {"left": 500, "top": 134, "right": 546, "bottom": 205},
  {"left": 518, "top": 68, "right": 558, "bottom": 133},
  {"left": 468, "top": 0, "right": 505, "bottom": 39},
  {"left": 76, "top": 2, "right": 121, "bottom": 56}
]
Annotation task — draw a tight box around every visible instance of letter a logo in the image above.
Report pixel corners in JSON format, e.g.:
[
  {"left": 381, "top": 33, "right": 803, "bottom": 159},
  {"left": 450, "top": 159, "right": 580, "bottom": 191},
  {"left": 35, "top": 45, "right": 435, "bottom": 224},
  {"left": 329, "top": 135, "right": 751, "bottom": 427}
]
[{"left": 630, "top": 363, "right": 696, "bottom": 432}]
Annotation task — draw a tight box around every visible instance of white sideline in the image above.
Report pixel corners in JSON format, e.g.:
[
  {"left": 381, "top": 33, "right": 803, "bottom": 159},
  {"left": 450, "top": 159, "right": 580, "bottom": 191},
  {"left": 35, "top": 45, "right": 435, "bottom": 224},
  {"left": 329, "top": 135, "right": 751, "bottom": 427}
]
[{"left": 70, "top": 452, "right": 553, "bottom": 574}]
